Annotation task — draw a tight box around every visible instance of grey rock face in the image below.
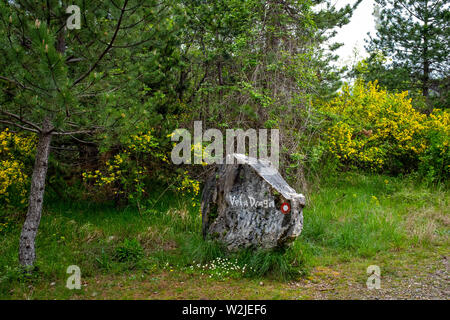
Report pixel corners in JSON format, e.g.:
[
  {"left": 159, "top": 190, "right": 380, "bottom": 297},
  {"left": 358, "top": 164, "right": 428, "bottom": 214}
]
[{"left": 201, "top": 154, "right": 305, "bottom": 250}]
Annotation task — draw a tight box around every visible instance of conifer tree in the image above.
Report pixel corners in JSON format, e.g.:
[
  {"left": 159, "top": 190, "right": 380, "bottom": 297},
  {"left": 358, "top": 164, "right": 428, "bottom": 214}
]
[
  {"left": 364, "top": 0, "right": 449, "bottom": 108},
  {"left": 0, "top": 0, "right": 181, "bottom": 267}
]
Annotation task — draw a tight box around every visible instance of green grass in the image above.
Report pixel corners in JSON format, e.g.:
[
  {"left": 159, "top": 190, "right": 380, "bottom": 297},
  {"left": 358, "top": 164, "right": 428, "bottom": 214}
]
[{"left": 0, "top": 172, "right": 448, "bottom": 299}]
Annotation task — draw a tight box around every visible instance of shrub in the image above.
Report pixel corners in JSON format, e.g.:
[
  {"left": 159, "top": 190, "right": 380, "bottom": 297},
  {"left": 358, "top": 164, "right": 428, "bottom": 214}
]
[
  {"left": 114, "top": 238, "right": 144, "bottom": 262},
  {"left": 318, "top": 80, "right": 449, "bottom": 181},
  {"left": 0, "top": 128, "right": 36, "bottom": 208},
  {"left": 82, "top": 130, "right": 169, "bottom": 205},
  {"left": 418, "top": 110, "right": 449, "bottom": 183},
  {"left": 82, "top": 130, "right": 201, "bottom": 208}
]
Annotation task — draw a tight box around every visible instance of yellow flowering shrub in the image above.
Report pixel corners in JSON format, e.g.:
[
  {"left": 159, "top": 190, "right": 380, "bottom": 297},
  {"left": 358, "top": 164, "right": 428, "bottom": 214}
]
[
  {"left": 167, "top": 131, "right": 208, "bottom": 166},
  {"left": 83, "top": 130, "right": 202, "bottom": 208},
  {"left": 191, "top": 142, "right": 208, "bottom": 166},
  {"left": 83, "top": 131, "right": 159, "bottom": 203},
  {"left": 0, "top": 128, "right": 36, "bottom": 207},
  {"left": 176, "top": 171, "right": 200, "bottom": 207},
  {"left": 82, "top": 130, "right": 184, "bottom": 206},
  {"left": 319, "top": 80, "right": 449, "bottom": 179}
]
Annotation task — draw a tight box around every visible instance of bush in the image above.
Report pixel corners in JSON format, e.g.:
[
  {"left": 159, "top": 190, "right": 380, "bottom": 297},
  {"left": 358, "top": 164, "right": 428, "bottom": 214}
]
[
  {"left": 418, "top": 111, "right": 449, "bottom": 183},
  {"left": 114, "top": 238, "right": 144, "bottom": 262},
  {"left": 82, "top": 130, "right": 168, "bottom": 205},
  {"left": 82, "top": 130, "right": 201, "bottom": 208},
  {"left": 318, "top": 80, "right": 449, "bottom": 181},
  {"left": 0, "top": 128, "right": 35, "bottom": 208}
]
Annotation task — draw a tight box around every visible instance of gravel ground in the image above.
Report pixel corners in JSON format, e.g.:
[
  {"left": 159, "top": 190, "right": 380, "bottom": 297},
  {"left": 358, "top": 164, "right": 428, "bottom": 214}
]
[{"left": 289, "top": 255, "right": 449, "bottom": 300}]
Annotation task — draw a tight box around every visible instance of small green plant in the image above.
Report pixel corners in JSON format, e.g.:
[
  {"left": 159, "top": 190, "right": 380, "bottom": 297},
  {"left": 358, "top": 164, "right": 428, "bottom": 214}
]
[
  {"left": 180, "top": 235, "right": 226, "bottom": 264},
  {"left": 96, "top": 248, "right": 112, "bottom": 270},
  {"left": 0, "top": 265, "right": 41, "bottom": 293},
  {"left": 114, "top": 238, "right": 144, "bottom": 263},
  {"left": 419, "top": 126, "right": 449, "bottom": 184},
  {"left": 236, "top": 247, "right": 310, "bottom": 280}
]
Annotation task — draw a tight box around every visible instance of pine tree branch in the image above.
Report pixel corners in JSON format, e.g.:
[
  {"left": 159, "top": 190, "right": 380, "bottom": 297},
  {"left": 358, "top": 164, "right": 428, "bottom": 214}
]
[
  {"left": 0, "top": 110, "right": 42, "bottom": 132},
  {"left": 0, "top": 120, "right": 39, "bottom": 133},
  {"left": 0, "top": 75, "right": 34, "bottom": 92},
  {"left": 71, "top": 0, "right": 129, "bottom": 87},
  {"left": 52, "top": 129, "right": 98, "bottom": 136}
]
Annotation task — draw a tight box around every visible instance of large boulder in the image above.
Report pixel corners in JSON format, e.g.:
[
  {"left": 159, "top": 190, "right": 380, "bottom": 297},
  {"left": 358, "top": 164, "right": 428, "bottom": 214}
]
[{"left": 201, "top": 154, "right": 305, "bottom": 250}]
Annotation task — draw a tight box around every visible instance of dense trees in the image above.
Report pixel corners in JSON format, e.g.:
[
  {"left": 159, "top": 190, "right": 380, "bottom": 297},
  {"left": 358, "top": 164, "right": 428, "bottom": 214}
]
[
  {"left": 175, "top": 0, "right": 362, "bottom": 188},
  {"left": 0, "top": 0, "right": 365, "bottom": 267}
]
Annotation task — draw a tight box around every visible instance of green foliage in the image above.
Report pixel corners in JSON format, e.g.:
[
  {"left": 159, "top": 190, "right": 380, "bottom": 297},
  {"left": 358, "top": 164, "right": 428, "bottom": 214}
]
[
  {"left": 0, "top": 0, "right": 366, "bottom": 204},
  {"left": 311, "top": 0, "right": 363, "bottom": 97},
  {"left": 180, "top": 234, "right": 226, "bottom": 264},
  {"left": 0, "top": 265, "right": 40, "bottom": 292},
  {"left": 114, "top": 238, "right": 144, "bottom": 263},
  {"left": 235, "top": 247, "right": 310, "bottom": 280},
  {"left": 172, "top": 0, "right": 361, "bottom": 191},
  {"left": 82, "top": 130, "right": 170, "bottom": 205},
  {"left": 418, "top": 121, "right": 450, "bottom": 184},
  {"left": 95, "top": 249, "right": 113, "bottom": 271},
  {"left": 364, "top": 0, "right": 449, "bottom": 109},
  {"left": 0, "top": 0, "right": 184, "bottom": 135}
]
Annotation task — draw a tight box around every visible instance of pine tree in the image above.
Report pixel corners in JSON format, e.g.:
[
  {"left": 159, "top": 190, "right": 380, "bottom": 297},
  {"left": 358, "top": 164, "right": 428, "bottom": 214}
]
[
  {"left": 311, "top": 0, "right": 363, "bottom": 97},
  {"left": 0, "top": 0, "right": 181, "bottom": 267},
  {"left": 364, "top": 0, "right": 449, "bottom": 108}
]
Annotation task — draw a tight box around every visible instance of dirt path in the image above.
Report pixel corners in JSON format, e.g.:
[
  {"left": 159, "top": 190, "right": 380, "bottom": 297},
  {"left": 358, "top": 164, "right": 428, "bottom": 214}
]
[{"left": 287, "top": 254, "right": 449, "bottom": 300}]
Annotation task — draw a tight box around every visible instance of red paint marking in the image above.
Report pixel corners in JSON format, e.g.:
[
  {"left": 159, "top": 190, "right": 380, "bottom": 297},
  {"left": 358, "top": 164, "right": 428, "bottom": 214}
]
[{"left": 281, "top": 202, "right": 290, "bottom": 214}]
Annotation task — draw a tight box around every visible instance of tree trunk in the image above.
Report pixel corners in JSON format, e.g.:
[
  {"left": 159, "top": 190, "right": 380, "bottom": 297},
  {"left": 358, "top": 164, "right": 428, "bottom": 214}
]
[
  {"left": 423, "top": 59, "right": 430, "bottom": 98},
  {"left": 422, "top": 2, "right": 430, "bottom": 98},
  {"left": 19, "top": 119, "right": 53, "bottom": 267}
]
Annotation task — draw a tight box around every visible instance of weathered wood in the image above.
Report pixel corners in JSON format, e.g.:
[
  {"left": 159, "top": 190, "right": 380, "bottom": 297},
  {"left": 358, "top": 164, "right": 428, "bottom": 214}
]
[
  {"left": 201, "top": 154, "right": 305, "bottom": 250},
  {"left": 19, "top": 118, "right": 53, "bottom": 267}
]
